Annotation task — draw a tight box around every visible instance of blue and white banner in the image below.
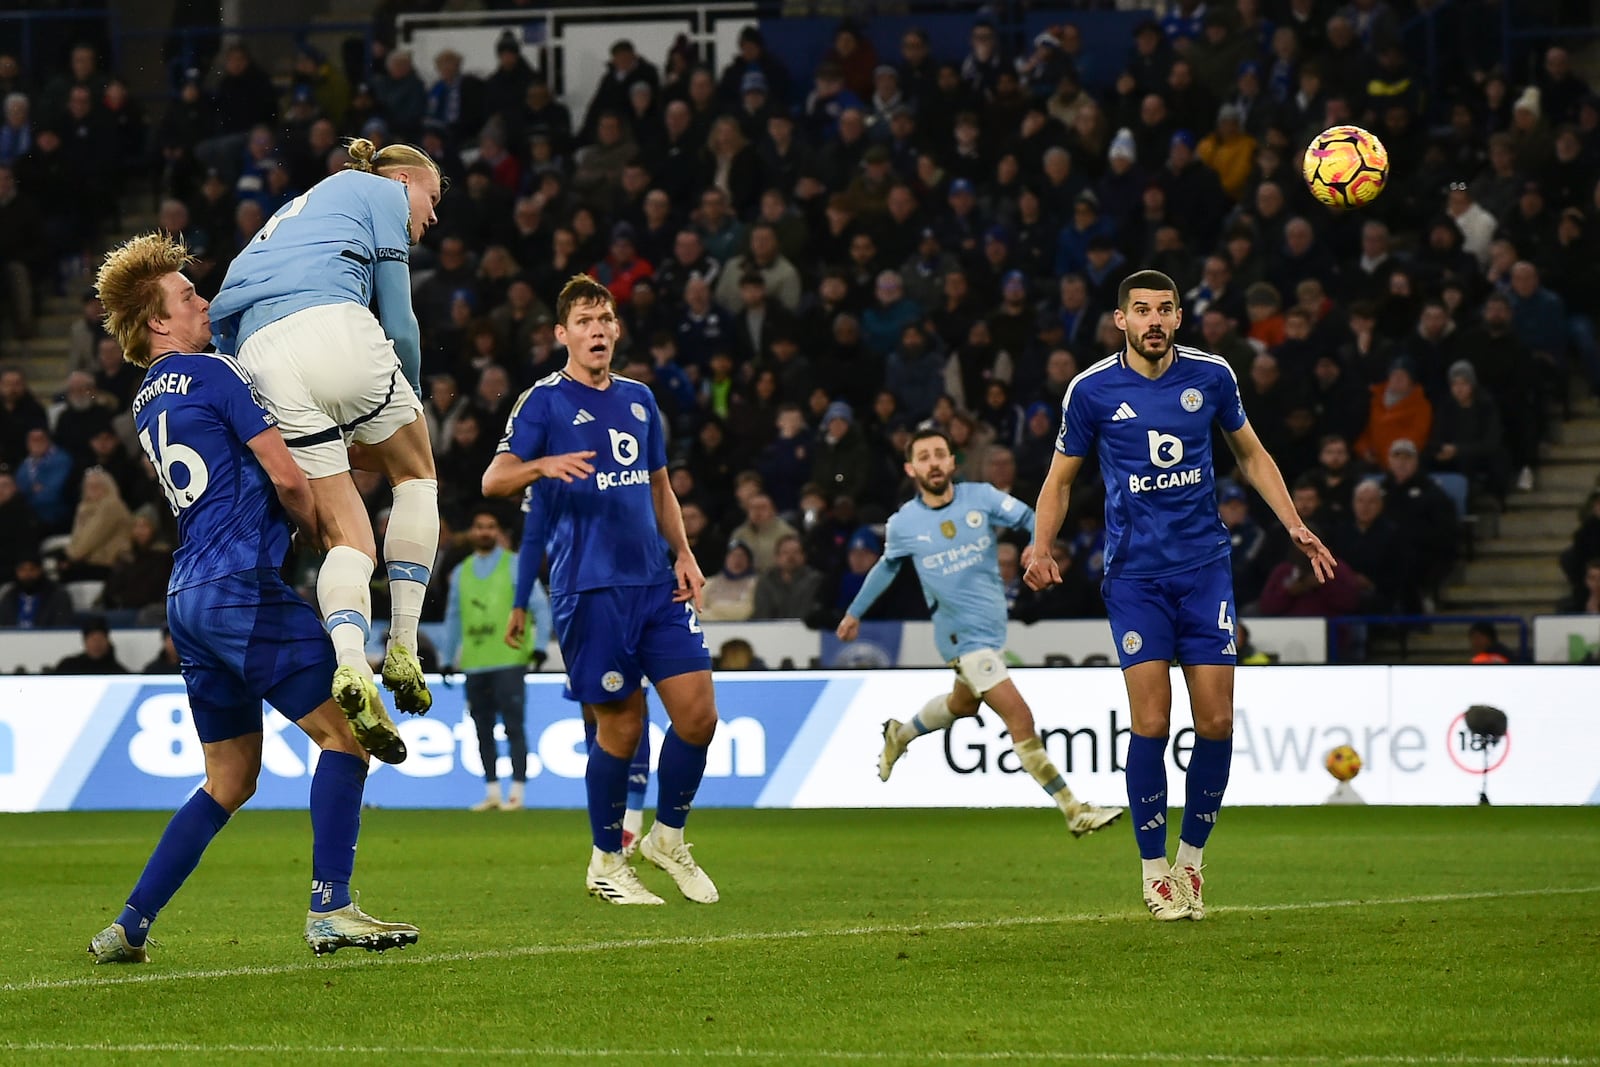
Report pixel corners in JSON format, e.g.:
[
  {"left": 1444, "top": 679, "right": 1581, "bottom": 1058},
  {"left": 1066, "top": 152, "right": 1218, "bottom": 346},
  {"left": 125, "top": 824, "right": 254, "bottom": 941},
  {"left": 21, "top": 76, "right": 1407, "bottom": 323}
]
[{"left": 1, "top": 667, "right": 1594, "bottom": 811}]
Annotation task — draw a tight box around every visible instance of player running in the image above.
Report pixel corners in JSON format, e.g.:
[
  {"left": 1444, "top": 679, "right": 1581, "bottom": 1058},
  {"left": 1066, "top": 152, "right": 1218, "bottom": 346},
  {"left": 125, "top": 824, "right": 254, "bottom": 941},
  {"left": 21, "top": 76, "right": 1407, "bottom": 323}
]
[
  {"left": 835, "top": 429, "right": 1124, "bottom": 837},
  {"left": 1025, "top": 270, "right": 1334, "bottom": 920},
  {"left": 207, "top": 137, "right": 444, "bottom": 757},
  {"left": 484, "top": 275, "right": 719, "bottom": 905},
  {"left": 505, "top": 481, "right": 655, "bottom": 854},
  {"left": 88, "top": 232, "right": 417, "bottom": 963}
]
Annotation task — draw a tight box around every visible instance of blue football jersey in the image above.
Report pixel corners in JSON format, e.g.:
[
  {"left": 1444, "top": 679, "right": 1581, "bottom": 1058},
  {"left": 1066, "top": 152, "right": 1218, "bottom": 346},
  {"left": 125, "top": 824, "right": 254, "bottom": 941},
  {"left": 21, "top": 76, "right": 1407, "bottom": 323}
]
[
  {"left": 883, "top": 482, "right": 1034, "bottom": 660},
  {"left": 131, "top": 353, "right": 290, "bottom": 592},
  {"left": 1057, "top": 345, "right": 1247, "bottom": 579},
  {"left": 207, "top": 169, "right": 410, "bottom": 354},
  {"left": 497, "top": 372, "right": 672, "bottom": 597}
]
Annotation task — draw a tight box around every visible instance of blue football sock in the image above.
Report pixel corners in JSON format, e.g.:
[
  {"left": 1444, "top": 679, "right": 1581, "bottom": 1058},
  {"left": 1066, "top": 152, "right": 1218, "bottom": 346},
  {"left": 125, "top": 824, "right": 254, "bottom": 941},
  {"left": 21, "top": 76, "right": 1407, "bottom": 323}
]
[
  {"left": 627, "top": 723, "right": 651, "bottom": 811},
  {"left": 585, "top": 743, "right": 630, "bottom": 852},
  {"left": 653, "top": 727, "right": 709, "bottom": 830},
  {"left": 583, "top": 719, "right": 597, "bottom": 755},
  {"left": 1125, "top": 732, "right": 1171, "bottom": 861},
  {"left": 123, "top": 789, "right": 231, "bottom": 945},
  {"left": 1181, "top": 734, "right": 1233, "bottom": 849},
  {"left": 309, "top": 750, "right": 367, "bottom": 913}
]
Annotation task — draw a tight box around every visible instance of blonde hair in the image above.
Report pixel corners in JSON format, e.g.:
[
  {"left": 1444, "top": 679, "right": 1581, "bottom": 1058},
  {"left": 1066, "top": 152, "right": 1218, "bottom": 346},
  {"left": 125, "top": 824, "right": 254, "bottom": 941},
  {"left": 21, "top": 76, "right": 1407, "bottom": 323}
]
[
  {"left": 95, "top": 231, "right": 193, "bottom": 369},
  {"left": 343, "top": 137, "right": 443, "bottom": 183}
]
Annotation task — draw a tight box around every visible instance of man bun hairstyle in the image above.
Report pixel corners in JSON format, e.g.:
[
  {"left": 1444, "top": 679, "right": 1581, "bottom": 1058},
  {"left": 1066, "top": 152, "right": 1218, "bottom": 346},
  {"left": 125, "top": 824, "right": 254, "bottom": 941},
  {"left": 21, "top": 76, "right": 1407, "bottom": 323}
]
[
  {"left": 343, "top": 137, "right": 443, "bottom": 183},
  {"left": 1117, "top": 269, "right": 1180, "bottom": 311}
]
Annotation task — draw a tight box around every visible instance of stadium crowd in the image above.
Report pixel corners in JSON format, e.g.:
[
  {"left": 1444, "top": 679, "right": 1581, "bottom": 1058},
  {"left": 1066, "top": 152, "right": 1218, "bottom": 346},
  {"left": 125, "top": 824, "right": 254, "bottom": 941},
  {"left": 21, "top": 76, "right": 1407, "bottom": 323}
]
[{"left": 2, "top": 2, "right": 1600, "bottom": 660}]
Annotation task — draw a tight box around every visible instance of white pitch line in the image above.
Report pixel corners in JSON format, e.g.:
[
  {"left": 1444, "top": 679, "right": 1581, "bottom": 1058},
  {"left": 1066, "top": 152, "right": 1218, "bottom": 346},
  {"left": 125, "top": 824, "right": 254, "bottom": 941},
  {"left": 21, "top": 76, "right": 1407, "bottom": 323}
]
[
  {"left": 5, "top": 885, "right": 1594, "bottom": 995},
  {"left": 0, "top": 1043, "right": 1593, "bottom": 1065}
]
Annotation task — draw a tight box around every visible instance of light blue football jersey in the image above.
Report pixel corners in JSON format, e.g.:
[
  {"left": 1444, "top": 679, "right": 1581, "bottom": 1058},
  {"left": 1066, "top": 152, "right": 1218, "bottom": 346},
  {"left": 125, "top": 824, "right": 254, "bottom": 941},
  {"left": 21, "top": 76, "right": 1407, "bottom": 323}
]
[
  {"left": 207, "top": 169, "right": 411, "bottom": 355},
  {"left": 881, "top": 481, "right": 1035, "bottom": 660},
  {"left": 131, "top": 352, "right": 289, "bottom": 592},
  {"left": 497, "top": 372, "right": 673, "bottom": 597},
  {"left": 1056, "top": 344, "right": 1247, "bottom": 579}
]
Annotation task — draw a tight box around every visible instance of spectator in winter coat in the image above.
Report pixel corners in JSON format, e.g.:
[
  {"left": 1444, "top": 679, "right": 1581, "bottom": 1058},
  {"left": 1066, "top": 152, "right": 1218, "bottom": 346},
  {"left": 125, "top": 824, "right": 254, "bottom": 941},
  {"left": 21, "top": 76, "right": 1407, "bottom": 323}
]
[
  {"left": 1428, "top": 361, "right": 1510, "bottom": 500},
  {"left": 1355, "top": 358, "right": 1433, "bottom": 465},
  {"left": 752, "top": 533, "right": 824, "bottom": 620}
]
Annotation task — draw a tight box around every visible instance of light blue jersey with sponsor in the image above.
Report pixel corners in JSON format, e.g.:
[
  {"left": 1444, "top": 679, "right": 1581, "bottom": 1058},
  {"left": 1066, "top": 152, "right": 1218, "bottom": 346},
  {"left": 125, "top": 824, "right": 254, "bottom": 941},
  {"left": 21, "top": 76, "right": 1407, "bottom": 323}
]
[
  {"left": 1056, "top": 344, "right": 1247, "bottom": 579},
  {"left": 848, "top": 482, "right": 1034, "bottom": 660},
  {"left": 207, "top": 169, "right": 422, "bottom": 387}
]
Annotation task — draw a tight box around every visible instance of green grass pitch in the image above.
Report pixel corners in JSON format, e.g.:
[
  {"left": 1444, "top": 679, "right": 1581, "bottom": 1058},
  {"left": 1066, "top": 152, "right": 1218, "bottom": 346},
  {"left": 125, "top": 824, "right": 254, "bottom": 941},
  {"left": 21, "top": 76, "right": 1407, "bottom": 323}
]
[{"left": 1, "top": 806, "right": 1597, "bottom": 1066}]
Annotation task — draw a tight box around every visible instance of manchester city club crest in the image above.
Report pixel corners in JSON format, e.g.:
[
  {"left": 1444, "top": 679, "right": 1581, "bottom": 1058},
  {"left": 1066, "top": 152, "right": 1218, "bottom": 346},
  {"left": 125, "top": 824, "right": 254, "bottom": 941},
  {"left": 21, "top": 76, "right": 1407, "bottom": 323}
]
[
  {"left": 965, "top": 510, "right": 983, "bottom": 528},
  {"left": 940, "top": 519, "right": 957, "bottom": 539},
  {"left": 1122, "top": 631, "right": 1144, "bottom": 655},
  {"left": 1180, "top": 388, "right": 1204, "bottom": 413}
]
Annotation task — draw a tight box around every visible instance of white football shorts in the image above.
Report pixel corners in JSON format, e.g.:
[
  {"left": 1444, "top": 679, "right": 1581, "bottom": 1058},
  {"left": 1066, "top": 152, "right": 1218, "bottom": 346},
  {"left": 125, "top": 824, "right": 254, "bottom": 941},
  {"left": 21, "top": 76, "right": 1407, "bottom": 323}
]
[
  {"left": 951, "top": 647, "right": 1010, "bottom": 696},
  {"left": 236, "top": 302, "right": 423, "bottom": 479}
]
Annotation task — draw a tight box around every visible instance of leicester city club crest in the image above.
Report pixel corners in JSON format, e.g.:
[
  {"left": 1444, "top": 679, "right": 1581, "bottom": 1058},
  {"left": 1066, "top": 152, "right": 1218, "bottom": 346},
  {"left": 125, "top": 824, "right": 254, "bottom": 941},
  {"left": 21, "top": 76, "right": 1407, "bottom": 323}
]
[
  {"left": 1122, "top": 631, "right": 1144, "bottom": 656},
  {"left": 940, "top": 520, "right": 957, "bottom": 539},
  {"left": 1180, "top": 388, "right": 1204, "bottom": 413}
]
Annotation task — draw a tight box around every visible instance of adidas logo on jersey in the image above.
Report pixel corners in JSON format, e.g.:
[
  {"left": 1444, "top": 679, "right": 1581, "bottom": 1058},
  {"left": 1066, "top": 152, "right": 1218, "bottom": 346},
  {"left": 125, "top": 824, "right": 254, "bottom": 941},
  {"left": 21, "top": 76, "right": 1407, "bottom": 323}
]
[
  {"left": 1111, "top": 402, "right": 1138, "bottom": 421},
  {"left": 572, "top": 409, "right": 595, "bottom": 425}
]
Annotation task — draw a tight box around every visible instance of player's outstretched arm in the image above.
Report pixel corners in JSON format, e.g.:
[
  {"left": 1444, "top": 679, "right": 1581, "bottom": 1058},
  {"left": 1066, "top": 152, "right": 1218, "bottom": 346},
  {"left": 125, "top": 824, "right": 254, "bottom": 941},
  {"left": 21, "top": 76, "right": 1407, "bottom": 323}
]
[
  {"left": 247, "top": 427, "right": 319, "bottom": 545},
  {"left": 481, "top": 449, "right": 596, "bottom": 497},
  {"left": 1224, "top": 420, "right": 1337, "bottom": 582},
  {"left": 1025, "top": 451, "right": 1084, "bottom": 590},
  {"left": 839, "top": 555, "right": 903, "bottom": 638},
  {"left": 651, "top": 468, "right": 705, "bottom": 607}
]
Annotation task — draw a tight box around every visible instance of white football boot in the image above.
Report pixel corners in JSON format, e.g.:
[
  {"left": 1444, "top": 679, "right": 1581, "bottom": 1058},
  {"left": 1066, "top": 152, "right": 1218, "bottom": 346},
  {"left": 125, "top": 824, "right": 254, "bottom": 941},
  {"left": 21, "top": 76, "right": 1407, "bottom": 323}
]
[
  {"left": 304, "top": 902, "right": 420, "bottom": 956},
  {"left": 1143, "top": 866, "right": 1193, "bottom": 921},
  {"left": 1066, "top": 803, "right": 1126, "bottom": 838},
  {"left": 877, "top": 719, "right": 908, "bottom": 782},
  {"left": 1171, "top": 862, "right": 1206, "bottom": 920},
  {"left": 586, "top": 849, "right": 665, "bottom": 905},
  {"left": 639, "top": 828, "right": 719, "bottom": 904},
  {"left": 88, "top": 923, "right": 149, "bottom": 964}
]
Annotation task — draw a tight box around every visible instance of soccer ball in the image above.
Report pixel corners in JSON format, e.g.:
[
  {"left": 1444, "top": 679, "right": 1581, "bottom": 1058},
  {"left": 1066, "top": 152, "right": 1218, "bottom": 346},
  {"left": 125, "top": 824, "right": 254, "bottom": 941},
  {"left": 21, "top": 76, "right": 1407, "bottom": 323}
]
[
  {"left": 1302, "top": 125, "right": 1389, "bottom": 210},
  {"left": 1324, "top": 744, "right": 1363, "bottom": 782}
]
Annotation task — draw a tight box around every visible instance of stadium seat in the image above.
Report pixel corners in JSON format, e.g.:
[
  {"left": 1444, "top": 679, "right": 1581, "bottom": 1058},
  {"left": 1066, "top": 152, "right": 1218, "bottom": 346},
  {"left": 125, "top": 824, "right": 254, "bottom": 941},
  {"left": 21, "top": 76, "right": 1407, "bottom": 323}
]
[
  {"left": 1429, "top": 472, "right": 1477, "bottom": 562},
  {"left": 65, "top": 580, "right": 105, "bottom": 614}
]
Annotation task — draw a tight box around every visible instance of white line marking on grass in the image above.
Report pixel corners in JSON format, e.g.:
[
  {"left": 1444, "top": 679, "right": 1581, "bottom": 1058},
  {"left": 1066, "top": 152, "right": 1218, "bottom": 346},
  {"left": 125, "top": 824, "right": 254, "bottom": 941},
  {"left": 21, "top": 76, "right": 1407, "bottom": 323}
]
[
  {"left": 6, "top": 885, "right": 1594, "bottom": 995},
  {"left": 1, "top": 1043, "right": 1593, "bottom": 1065}
]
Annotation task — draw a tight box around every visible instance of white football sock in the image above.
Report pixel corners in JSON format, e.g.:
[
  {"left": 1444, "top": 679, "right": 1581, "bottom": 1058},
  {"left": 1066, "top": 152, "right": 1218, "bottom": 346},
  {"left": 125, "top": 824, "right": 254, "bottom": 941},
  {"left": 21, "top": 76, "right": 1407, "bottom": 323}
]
[
  {"left": 1014, "top": 736, "right": 1077, "bottom": 811},
  {"left": 318, "top": 544, "right": 376, "bottom": 679},
  {"left": 1175, "top": 841, "right": 1203, "bottom": 870},
  {"left": 623, "top": 808, "right": 643, "bottom": 839},
  {"left": 1142, "top": 857, "right": 1172, "bottom": 881},
  {"left": 895, "top": 695, "right": 956, "bottom": 745},
  {"left": 384, "top": 477, "right": 439, "bottom": 654},
  {"left": 507, "top": 780, "right": 524, "bottom": 804}
]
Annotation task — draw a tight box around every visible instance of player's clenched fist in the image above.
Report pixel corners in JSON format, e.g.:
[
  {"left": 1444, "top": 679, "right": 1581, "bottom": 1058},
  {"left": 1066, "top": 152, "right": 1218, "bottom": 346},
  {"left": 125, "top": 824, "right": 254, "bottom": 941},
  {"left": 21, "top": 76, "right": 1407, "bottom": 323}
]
[{"left": 1023, "top": 550, "right": 1061, "bottom": 591}]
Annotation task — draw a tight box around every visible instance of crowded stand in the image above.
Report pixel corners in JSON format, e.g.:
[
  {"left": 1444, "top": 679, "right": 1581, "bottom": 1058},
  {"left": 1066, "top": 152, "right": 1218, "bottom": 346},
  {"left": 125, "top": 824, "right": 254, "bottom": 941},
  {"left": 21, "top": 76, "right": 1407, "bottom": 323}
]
[{"left": 0, "top": 1, "right": 1598, "bottom": 663}]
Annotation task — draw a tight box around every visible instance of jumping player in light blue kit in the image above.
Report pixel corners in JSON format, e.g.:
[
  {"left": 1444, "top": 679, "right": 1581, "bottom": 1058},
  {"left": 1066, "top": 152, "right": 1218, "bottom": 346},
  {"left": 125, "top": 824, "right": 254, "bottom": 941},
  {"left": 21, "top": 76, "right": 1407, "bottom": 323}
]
[
  {"left": 1026, "top": 270, "right": 1334, "bottom": 920},
  {"left": 836, "top": 428, "right": 1123, "bottom": 836},
  {"left": 208, "top": 138, "right": 446, "bottom": 758},
  {"left": 484, "top": 275, "right": 719, "bottom": 906},
  {"left": 87, "top": 232, "right": 417, "bottom": 963}
]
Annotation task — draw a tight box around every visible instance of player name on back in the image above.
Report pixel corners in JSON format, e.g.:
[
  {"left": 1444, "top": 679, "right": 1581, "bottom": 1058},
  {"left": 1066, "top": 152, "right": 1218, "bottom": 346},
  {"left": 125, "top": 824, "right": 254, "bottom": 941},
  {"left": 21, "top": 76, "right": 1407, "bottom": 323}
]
[{"left": 131, "top": 371, "right": 194, "bottom": 416}]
